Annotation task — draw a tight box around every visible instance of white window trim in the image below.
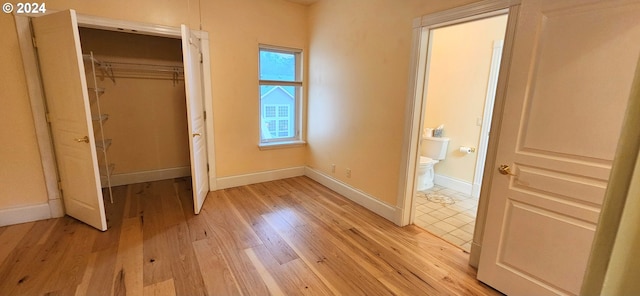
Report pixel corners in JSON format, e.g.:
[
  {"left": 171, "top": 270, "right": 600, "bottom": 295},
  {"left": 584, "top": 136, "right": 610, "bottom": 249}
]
[{"left": 258, "top": 45, "right": 304, "bottom": 146}]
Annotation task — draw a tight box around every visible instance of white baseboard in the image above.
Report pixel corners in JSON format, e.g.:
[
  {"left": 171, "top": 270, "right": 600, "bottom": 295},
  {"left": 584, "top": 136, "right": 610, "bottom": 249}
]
[
  {"left": 0, "top": 203, "right": 51, "bottom": 227},
  {"left": 434, "top": 174, "right": 472, "bottom": 196},
  {"left": 216, "top": 166, "right": 305, "bottom": 190},
  {"left": 109, "top": 166, "right": 191, "bottom": 187},
  {"left": 304, "top": 167, "right": 402, "bottom": 224}
]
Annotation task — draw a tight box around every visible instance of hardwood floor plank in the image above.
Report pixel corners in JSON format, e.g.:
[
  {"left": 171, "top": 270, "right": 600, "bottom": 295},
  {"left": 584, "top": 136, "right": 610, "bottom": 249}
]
[
  {"left": 0, "top": 177, "right": 499, "bottom": 296},
  {"left": 143, "top": 278, "right": 176, "bottom": 296},
  {"left": 244, "top": 247, "right": 286, "bottom": 296},
  {"left": 113, "top": 217, "right": 144, "bottom": 296},
  {"left": 251, "top": 244, "right": 334, "bottom": 296},
  {"left": 199, "top": 191, "right": 270, "bottom": 296},
  {"left": 225, "top": 186, "right": 299, "bottom": 265},
  {"left": 262, "top": 211, "right": 395, "bottom": 296},
  {"left": 141, "top": 182, "right": 174, "bottom": 287},
  {"left": 42, "top": 222, "right": 97, "bottom": 293},
  {"left": 192, "top": 238, "right": 242, "bottom": 296},
  {"left": 175, "top": 178, "right": 212, "bottom": 242},
  {"left": 0, "top": 222, "right": 35, "bottom": 266},
  {"left": 202, "top": 190, "right": 262, "bottom": 250},
  {"left": 164, "top": 224, "right": 207, "bottom": 296},
  {"left": 74, "top": 252, "right": 98, "bottom": 296}
]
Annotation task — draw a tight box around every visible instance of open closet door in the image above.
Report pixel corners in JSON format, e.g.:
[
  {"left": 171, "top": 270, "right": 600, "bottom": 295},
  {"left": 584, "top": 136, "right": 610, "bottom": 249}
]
[
  {"left": 181, "top": 25, "right": 209, "bottom": 214},
  {"left": 32, "top": 10, "right": 107, "bottom": 231}
]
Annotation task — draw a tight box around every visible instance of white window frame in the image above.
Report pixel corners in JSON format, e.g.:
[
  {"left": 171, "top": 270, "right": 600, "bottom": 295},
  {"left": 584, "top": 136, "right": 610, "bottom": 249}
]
[{"left": 258, "top": 45, "right": 305, "bottom": 149}]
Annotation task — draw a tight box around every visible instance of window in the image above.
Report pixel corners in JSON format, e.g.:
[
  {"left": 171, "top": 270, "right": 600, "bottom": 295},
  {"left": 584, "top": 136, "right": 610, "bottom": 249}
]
[{"left": 259, "top": 46, "right": 302, "bottom": 145}]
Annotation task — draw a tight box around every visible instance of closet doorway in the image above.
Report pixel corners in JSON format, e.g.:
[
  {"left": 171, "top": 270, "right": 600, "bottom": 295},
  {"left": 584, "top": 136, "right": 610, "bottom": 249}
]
[{"left": 24, "top": 10, "right": 214, "bottom": 231}]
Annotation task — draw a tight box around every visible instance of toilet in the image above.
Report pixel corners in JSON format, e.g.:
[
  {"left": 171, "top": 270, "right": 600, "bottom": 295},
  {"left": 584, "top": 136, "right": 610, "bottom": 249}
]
[{"left": 416, "top": 137, "right": 449, "bottom": 191}]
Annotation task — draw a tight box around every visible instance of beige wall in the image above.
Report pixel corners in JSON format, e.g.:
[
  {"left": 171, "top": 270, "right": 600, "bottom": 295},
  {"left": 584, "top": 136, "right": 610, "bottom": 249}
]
[
  {"left": 80, "top": 28, "right": 190, "bottom": 174},
  {"left": 203, "top": 0, "right": 307, "bottom": 177},
  {"left": 0, "top": 0, "right": 308, "bottom": 212},
  {"left": 423, "top": 15, "right": 507, "bottom": 183},
  {"left": 0, "top": 14, "right": 48, "bottom": 208},
  {"left": 306, "top": 0, "right": 479, "bottom": 205}
]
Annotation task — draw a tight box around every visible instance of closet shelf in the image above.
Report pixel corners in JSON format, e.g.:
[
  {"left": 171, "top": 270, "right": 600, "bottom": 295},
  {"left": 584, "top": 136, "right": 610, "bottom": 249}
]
[
  {"left": 88, "top": 87, "right": 106, "bottom": 105},
  {"left": 82, "top": 54, "right": 102, "bottom": 64},
  {"left": 99, "top": 163, "right": 115, "bottom": 188},
  {"left": 95, "top": 138, "right": 112, "bottom": 152},
  {"left": 99, "top": 163, "right": 115, "bottom": 178},
  {"left": 92, "top": 114, "right": 109, "bottom": 125},
  {"left": 88, "top": 87, "right": 105, "bottom": 95}
]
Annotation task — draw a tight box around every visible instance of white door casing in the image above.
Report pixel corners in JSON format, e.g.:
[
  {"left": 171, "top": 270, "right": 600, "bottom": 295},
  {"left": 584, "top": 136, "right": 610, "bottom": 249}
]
[
  {"left": 32, "top": 10, "right": 107, "bottom": 231},
  {"left": 181, "top": 25, "right": 209, "bottom": 214},
  {"left": 477, "top": 0, "right": 640, "bottom": 295}
]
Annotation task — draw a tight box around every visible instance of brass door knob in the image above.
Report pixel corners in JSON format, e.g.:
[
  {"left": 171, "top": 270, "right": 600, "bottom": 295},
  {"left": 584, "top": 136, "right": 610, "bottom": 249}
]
[
  {"left": 192, "top": 133, "right": 201, "bottom": 137},
  {"left": 498, "top": 164, "right": 517, "bottom": 176},
  {"left": 74, "top": 136, "right": 89, "bottom": 143}
]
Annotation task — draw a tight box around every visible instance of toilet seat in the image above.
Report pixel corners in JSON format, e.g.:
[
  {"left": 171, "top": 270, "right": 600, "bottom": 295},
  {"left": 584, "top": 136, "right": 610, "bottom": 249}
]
[{"left": 419, "top": 156, "right": 438, "bottom": 166}]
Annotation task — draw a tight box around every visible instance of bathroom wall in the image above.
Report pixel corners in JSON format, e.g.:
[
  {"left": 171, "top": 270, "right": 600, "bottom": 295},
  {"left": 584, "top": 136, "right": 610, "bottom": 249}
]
[{"left": 423, "top": 14, "right": 508, "bottom": 186}]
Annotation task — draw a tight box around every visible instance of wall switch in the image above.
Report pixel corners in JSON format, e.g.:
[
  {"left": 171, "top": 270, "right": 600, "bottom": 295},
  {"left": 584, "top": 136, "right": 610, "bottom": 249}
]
[
  {"left": 331, "top": 164, "right": 336, "bottom": 173},
  {"left": 346, "top": 168, "right": 351, "bottom": 178}
]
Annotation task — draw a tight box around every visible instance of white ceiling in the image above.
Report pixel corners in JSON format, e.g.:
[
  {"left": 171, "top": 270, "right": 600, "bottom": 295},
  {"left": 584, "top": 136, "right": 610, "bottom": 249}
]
[{"left": 285, "top": 0, "right": 319, "bottom": 6}]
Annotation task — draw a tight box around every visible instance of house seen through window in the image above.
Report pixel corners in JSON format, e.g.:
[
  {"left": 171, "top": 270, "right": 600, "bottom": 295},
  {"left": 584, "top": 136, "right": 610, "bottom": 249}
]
[{"left": 259, "top": 46, "right": 302, "bottom": 144}]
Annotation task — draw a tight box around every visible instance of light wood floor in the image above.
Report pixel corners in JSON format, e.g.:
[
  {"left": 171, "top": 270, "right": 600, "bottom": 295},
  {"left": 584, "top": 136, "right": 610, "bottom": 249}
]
[{"left": 0, "top": 177, "right": 500, "bottom": 295}]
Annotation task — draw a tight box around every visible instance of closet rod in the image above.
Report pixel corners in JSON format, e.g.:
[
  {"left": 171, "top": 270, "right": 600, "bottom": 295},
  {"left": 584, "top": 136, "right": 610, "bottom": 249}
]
[{"left": 100, "top": 61, "right": 184, "bottom": 74}]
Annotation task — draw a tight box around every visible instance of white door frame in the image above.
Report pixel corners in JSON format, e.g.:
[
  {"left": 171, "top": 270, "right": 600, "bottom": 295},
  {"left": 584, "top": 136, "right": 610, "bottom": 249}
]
[
  {"left": 397, "top": 0, "right": 521, "bottom": 268},
  {"left": 472, "top": 39, "right": 504, "bottom": 199},
  {"left": 16, "top": 13, "right": 217, "bottom": 219}
]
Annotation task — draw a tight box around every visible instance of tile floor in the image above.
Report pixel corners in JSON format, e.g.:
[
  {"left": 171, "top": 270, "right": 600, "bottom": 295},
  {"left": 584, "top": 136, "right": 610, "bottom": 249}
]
[{"left": 414, "top": 185, "right": 478, "bottom": 252}]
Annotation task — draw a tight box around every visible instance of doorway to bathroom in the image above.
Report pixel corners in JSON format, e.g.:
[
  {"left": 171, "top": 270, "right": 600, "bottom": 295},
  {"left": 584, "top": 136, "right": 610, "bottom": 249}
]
[{"left": 411, "top": 14, "right": 508, "bottom": 251}]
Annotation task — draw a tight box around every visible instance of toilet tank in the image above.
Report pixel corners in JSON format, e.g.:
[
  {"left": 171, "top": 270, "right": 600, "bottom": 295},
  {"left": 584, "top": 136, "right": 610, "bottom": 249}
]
[{"left": 421, "top": 137, "right": 450, "bottom": 160}]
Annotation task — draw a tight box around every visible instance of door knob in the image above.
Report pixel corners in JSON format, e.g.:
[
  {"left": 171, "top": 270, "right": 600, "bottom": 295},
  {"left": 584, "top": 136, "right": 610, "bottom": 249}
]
[
  {"left": 498, "top": 164, "right": 517, "bottom": 176},
  {"left": 74, "top": 136, "right": 89, "bottom": 143},
  {"left": 192, "top": 133, "right": 201, "bottom": 137}
]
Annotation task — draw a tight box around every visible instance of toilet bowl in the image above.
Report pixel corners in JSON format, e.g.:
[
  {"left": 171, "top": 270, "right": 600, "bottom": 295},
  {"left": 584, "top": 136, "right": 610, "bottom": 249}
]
[
  {"left": 416, "top": 137, "right": 450, "bottom": 191},
  {"left": 417, "top": 156, "right": 438, "bottom": 191}
]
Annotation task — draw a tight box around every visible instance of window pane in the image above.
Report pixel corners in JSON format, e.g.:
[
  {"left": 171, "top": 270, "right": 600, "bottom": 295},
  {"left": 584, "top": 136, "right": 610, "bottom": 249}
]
[
  {"left": 278, "top": 106, "right": 288, "bottom": 117},
  {"left": 279, "top": 120, "right": 289, "bottom": 131},
  {"left": 260, "top": 50, "right": 296, "bottom": 81},
  {"left": 260, "top": 84, "right": 298, "bottom": 142},
  {"left": 267, "top": 120, "right": 276, "bottom": 133},
  {"left": 265, "top": 105, "right": 276, "bottom": 118}
]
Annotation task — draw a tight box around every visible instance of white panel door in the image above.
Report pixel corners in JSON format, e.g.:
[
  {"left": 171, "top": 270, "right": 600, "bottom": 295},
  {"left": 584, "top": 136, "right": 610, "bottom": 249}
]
[
  {"left": 181, "top": 25, "right": 209, "bottom": 214},
  {"left": 32, "top": 10, "right": 107, "bottom": 231},
  {"left": 477, "top": 0, "right": 640, "bottom": 295}
]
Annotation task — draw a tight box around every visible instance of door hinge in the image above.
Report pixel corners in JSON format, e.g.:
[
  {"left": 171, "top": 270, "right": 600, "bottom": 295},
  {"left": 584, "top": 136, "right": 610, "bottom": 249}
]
[
  {"left": 57, "top": 181, "right": 63, "bottom": 196},
  {"left": 45, "top": 113, "right": 51, "bottom": 123},
  {"left": 32, "top": 36, "right": 37, "bottom": 48},
  {"left": 200, "top": 52, "right": 203, "bottom": 63},
  {"left": 206, "top": 163, "right": 209, "bottom": 172},
  {"left": 203, "top": 111, "right": 206, "bottom": 120}
]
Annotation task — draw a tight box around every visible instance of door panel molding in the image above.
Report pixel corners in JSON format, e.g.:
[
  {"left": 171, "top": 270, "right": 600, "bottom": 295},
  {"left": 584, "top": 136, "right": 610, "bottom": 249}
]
[{"left": 477, "top": 0, "right": 640, "bottom": 294}]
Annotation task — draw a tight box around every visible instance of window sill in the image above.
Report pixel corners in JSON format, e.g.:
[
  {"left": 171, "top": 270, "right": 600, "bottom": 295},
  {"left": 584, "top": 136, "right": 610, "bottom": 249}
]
[{"left": 258, "top": 140, "right": 307, "bottom": 150}]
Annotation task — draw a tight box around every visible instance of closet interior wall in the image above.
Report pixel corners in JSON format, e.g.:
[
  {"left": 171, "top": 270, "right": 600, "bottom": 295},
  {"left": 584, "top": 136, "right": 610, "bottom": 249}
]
[{"left": 78, "top": 28, "right": 191, "bottom": 186}]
